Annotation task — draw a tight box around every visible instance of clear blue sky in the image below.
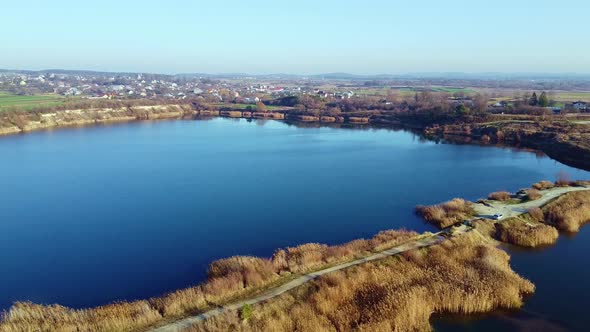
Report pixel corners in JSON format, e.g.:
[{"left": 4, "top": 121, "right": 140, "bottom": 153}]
[{"left": 3, "top": 0, "right": 589, "bottom": 74}]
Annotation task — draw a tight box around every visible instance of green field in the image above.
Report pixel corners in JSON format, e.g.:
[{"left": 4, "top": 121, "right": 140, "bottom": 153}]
[
  {"left": 429, "top": 87, "right": 477, "bottom": 94},
  {"left": 553, "top": 92, "right": 590, "bottom": 102},
  {"left": 0, "top": 93, "right": 66, "bottom": 111},
  {"left": 356, "top": 86, "right": 477, "bottom": 97}
]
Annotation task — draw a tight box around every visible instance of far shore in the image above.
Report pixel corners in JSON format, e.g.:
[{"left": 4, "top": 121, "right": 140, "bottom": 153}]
[{"left": 2, "top": 103, "right": 590, "bottom": 172}]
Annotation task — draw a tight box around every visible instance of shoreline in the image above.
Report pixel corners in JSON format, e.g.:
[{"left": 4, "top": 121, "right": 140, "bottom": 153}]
[
  {"left": 2, "top": 184, "right": 587, "bottom": 332},
  {"left": 2, "top": 105, "right": 589, "bottom": 172},
  {"left": 151, "top": 185, "right": 589, "bottom": 332}
]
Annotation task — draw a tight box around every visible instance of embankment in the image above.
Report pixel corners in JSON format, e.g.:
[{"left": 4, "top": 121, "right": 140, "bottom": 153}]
[
  {"left": 0, "top": 105, "right": 195, "bottom": 136},
  {"left": 424, "top": 121, "right": 590, "bottom": 171},
  {"left": 2, "top": 106, "right": 589, "bottom": 172}
]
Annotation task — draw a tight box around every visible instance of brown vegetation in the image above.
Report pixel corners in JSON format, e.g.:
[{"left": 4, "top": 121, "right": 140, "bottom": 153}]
[
  {"left": 0, "top": 230, "right": 417, "bottom": 332},
  {"left": 525, "top": 189, "right": 542, "bottom": 201},
  {"left": 0, "top": 301, "right": 161, "bottom": 332},
  {"left": 528, "top": 207, "right": 544, "bottom": 222},
  {"left": 555, "top": 171, "right": 572, "bottom": 187},
  {"left": 495, "top": 217, "right": 559, "bottom": 248},
  {"left": 487, "top": 191, "right": 512, "bottom": 201},
  {"left": 416, "top": 198, "right": 474, "bottom": 228},
  {"left": 532, "top": 180, "right": 555, "bottom": 190},
  {"left": 544, "top": 191, "right": 590, "bottom": 232},
  {"left": 187, "top": 234, "right": 534, "bottom": 332}
]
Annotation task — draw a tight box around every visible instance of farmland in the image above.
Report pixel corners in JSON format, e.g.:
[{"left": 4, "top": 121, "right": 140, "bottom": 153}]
[
  {"left": 0, "top": 92, "right": 67, "bottom": 111},
  {"left": 354, "top": 86, "right": 477, "bottom": 97},
  {"left": 552, "top": 91, "right": 590, "bottom": 102}
]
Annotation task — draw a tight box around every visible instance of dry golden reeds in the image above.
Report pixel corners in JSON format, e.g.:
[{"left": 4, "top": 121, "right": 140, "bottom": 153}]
[
  {"left": 544, "top": 191, "right": 590, "bottom": 232},
  {"left": 415, "top": 198, "right": 474, "bottom": 228},
  {"left": 186, "top": 234, "right": 534, "bottom": 332},
  {"left": 495, "top": 218, "right": 558, "bottom": 247},
  {"left": 532, "top": 180, "right": 554, "bottom": 190},
  {"left": 487, "top": 191, "right": 512, "bottom": 201}
]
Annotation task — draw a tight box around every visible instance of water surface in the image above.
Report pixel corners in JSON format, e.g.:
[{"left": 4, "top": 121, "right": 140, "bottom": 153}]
[{"left": 0, "top": 118, "right": 588, "bottom": 328}]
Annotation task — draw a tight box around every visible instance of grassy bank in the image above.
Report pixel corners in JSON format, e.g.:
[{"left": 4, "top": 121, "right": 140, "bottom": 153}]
[
  {"left": 2, "top": 96, "right": 590, "bottom": 171},
  {"left": 0, "top": 93, "right": 67, "bottom": 111},
  {"left": 186, "top": 234, "right": 534, "bottom": 332}
]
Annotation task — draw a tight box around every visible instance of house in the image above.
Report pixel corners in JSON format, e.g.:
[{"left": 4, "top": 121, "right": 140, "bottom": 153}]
[
  {"left": 572, "top": 101, "right": 588, "bottom": 111},
  {"left": 492, "top": 101, "right": 508, "bottom": 108}
]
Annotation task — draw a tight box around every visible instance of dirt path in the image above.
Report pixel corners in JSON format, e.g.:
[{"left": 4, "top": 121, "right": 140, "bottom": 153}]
[
  {"left": 472, "top": 186, "right": 589, "bottom": 220},
  {"left": 148, "top": 234, "right": 447, "bottom": 332},
  {"left": 149, "top": 186, "right": 588, "bottom": 332}
]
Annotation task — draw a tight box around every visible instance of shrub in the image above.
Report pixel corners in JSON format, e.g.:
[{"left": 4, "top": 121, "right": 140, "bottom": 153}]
[
  {"left": 555, "top": 171, "right": 572, "bottom": 187},
  {"left": 208, "top": 256, "right": 277, "bottom": 288},
  {"left": 526, "top": 189, "right": 542, "bottom": 201},
  {"left": 528, "top": 207, "right": 544, "bottom": 222},
  {"left": 488, "top": 191, "right": 512, "bottom": 201},
  {"left": 240, "top": 304, "right": 253, "bottom": 321},
  {"left": 532, "top": 180, "right": 554, "bottom": 190},
  {"left": 416, "top": 198, "right": 474, "bottom": 228}
]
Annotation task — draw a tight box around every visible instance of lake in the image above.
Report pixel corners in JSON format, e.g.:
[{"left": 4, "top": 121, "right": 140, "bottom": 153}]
[{"left": 0, "top": 118, "right": 588, "bottom": 330}]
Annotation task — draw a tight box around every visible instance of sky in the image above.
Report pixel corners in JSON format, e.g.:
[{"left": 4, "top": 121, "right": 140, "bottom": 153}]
[{"left": 2, "top": 0, "right": 589, "bottom": 74}]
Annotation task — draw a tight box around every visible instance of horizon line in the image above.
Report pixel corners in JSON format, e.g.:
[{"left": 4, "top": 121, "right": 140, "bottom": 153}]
[{"left": 2, "top": 68, "right": 590, "bottom": 78}]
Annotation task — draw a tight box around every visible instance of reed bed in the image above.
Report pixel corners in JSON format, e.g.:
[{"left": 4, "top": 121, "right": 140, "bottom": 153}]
[
  {"left": 415, "top": 198, "right": 474, "bottom": 228},
  {"left": 187, "top": 234, "right": 534, "bottom": 332},
  {"left": 525, "top": 189, "right": 542, "bottom": 201},
  {"left": 532, "top": 180, "right": 555, "bottom": 190},
  {"left": 544, "top": 191, "right": 590, "bottom": 232},
  {"left": 487, "top": 191, "right": 512, "bottom": 201},
  {"left": 495, "top": 217, "right": 559, "bottom": 248}
]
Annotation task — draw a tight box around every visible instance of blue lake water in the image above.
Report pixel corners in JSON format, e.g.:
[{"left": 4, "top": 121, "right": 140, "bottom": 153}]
[{"left": 0, "top": 118, "right": 588, "bottom": 330}]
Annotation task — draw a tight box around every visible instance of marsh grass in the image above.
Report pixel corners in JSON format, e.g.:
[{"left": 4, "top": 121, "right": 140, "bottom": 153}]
[
  {"left": 416, "top": 198, "right": 474, "bottom": 228},
  {"left": 532, "top": 180, "right": 554, "bottom": 190},
  {"left": 544, "top": 191, "right": 590, "bottom": 232},
  {"left": 525, "top": 189, "right": 542, "bottom": 201},
  {"left": 487, "top": 191, "right": 512, "bottom": 201},
  {"left": 495, "top": 216, "right": 558, "bottom": 248},
  {"left": 186, "top": 234, "right": 534, "bottom": 332}
]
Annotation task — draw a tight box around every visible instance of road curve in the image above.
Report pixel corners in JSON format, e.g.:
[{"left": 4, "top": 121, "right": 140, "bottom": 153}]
[
  {"left": 149, "top": 185, "right": 588, "bottom": 332},
  {"left": 472, "top": 186, "right": 589, "bottom": 220}
]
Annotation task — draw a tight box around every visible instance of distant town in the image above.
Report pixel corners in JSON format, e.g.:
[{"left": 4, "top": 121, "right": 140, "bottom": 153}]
[{"left": 1, "top": 70, "right": 589, "bottom": 115}]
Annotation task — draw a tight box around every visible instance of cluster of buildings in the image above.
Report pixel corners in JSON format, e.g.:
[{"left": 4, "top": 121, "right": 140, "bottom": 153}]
[
  {"left": 0, "top": 72, "right": 205, "bottom": 100},
  {"left": 0, "top": 71, "right": 358, "bottom": 105}
]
